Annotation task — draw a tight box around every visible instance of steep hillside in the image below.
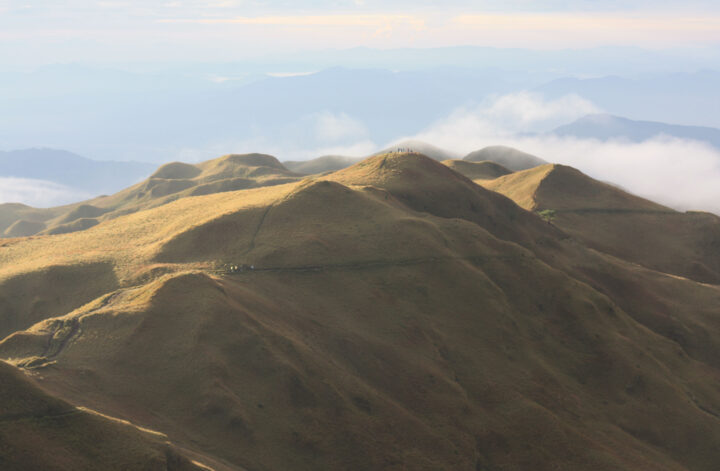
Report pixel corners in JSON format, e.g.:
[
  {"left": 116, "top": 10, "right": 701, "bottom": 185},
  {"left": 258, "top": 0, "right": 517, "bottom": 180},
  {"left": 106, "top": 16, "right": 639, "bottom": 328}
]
[
  {"left": 481, "top": 164, "right": 720, "bottom": 283},
  {"left": 0, "top": 361, "right": 208, "bottom": 471},
  {"left": 0, "top": 153, "right": 303, "bottom": 238},
  {"left": 464, "top": 146, "right": 547, "bottom": 171},
  {"left": 1, "top": 152, "right": 720, "bottom": 470}
]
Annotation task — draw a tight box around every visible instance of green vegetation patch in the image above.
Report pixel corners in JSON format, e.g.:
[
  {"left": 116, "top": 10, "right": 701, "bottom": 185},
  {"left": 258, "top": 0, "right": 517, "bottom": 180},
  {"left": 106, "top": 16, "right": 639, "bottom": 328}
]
[{"left": 536, "top": 209, "right": 557, "bottom": 222}]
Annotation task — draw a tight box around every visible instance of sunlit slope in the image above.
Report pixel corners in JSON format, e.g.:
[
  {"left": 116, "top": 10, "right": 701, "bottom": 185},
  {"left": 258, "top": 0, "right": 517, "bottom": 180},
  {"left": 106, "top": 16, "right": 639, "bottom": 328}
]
[
  {"left": 324, "top": 152, "right": 562, "bottom": 247},
  {"left": 481, "top": 164, "right": 720, "bottom": 283},
  {"left": 1, "top": 153, "right": 720, "bottom": 470},
  {"left": 0, "top": 361, "right": 206, "bottom": 471},
  {"left": 0, "top": 181, "right": 299, "bottom": 338},
  {"left": 0, "top": 153, "right": 303, "bottom": 238}
]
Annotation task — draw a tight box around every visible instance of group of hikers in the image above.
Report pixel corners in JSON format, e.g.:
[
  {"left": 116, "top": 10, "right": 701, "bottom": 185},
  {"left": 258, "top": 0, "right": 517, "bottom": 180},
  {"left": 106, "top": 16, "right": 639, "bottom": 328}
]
[
  {"left": 226, "top": 264, "right": 255, "bottom": 274},
  {"left": 389, "top": 147, "right": 414, "bottom": 154}
]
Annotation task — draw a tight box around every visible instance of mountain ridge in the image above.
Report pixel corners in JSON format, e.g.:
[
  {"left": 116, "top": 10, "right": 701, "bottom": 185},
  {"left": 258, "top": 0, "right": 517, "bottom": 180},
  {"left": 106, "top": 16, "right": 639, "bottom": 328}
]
[
  {"left": 552, "top": 113, "right": 720, "bottom": 147},
  {"left": 1, "top": 151, "right": 719, "bottom": 470}
]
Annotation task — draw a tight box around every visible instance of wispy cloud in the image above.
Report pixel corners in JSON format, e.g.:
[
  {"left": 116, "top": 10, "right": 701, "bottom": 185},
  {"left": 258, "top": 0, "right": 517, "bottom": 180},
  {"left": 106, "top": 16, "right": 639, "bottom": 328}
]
[
  {"left": 158, "top": 14, "right": 426, "bottom": 29},
  {"left": 450, "top": 13, "right": 720, "bottom": 44},
  {"left": 413, "top": 92, "right": 601, "bottom": 139}
]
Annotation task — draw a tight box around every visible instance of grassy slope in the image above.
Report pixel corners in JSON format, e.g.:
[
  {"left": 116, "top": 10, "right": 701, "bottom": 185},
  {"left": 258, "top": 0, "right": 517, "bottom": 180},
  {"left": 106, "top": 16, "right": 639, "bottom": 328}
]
[
  {"left": 481, "top": 164, "right": 720, "bottom": 283},
  {"left": 0, "top": 153, "right": 303, "bottom": 238},
  {"left": 0, "top": 361, "right": 207, "bottom": 471},
  {"left": 0, "top": 153, "right": 719, "bottom": 470}
]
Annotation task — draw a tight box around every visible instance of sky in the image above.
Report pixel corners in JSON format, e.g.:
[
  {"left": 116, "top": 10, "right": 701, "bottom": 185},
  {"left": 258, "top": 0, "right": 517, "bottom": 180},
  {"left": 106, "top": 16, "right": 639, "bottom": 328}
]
[
  {"left": 2, "top": 1, "right": 720, "bottom": 213},
  {"left": 2, "top": 0, "right": 720, "bottom": 65}
]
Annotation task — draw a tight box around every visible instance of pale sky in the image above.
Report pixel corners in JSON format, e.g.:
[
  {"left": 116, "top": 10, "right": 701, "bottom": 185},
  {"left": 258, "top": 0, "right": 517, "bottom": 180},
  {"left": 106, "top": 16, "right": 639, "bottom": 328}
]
[{"left": 1, "top": 1, "right": 719, "bottom": 64}]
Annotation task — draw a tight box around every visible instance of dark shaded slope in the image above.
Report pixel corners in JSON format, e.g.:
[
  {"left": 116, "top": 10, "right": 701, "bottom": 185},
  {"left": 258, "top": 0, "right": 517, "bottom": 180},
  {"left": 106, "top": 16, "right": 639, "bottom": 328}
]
[
  {"left": 464, "top": 146, "right": 547, "bottom": 171},
  {"left": 284, "top": 155, "right": 360, "bottom": 174},
  {"left": 442, "top": 159, "right": 512, "bottom": 180},
  {"left": 0, "top": 361, "right": 206, "bottom": 471}
]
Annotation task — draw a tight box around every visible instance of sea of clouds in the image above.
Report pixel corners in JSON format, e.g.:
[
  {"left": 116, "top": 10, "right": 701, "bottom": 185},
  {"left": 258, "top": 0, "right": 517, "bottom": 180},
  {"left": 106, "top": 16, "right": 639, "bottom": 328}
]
[
  {"left": 250, "top": 92, "right": 720, "bottom": 215},
  {"left": 404, "top": 93, "right": 720, "bottom": 214}
]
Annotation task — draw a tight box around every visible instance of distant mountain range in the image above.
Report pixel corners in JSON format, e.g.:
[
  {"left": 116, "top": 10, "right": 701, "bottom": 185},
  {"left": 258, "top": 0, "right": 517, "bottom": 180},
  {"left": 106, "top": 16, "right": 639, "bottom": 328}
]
[
  {"left": 536, "top": 70, "right": 720, "bottom": 129},
  {"left": 0, "top": 148, "right": 155, "bottom": 196},
  {"left": 551, "top": 114, "right": 720, "bottom": 148},
  {"left": 3, "top": 64, "right": 720, "bottom": 162}
]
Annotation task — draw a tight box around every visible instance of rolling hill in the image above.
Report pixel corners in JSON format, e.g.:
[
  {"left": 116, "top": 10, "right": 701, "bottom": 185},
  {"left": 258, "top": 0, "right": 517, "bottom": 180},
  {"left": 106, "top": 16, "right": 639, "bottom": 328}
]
[
  {"left": 463, "top": 146, "right": 547, "bottom": 171},
  {"left": 442, "top": 159, "right": 512, "bottom": 180},
  {"left": 0, "top": 153, "right": 303, "bottom": 238},
  {"left": 0, "top": 152, "right": 719, "bottom": 470},
  {"left": 480, "top": 164, "right": 720, "bottom": 284}
]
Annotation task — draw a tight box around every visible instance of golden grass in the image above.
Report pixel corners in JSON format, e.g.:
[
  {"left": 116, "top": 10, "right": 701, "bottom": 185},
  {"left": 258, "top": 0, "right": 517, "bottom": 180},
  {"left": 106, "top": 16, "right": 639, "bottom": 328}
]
[
  {"left": 0, "top": 153, "right": 305, "bottom": 240},
  {"left": 2, "top": 152, "right": 720, "bottom": 470},
  {"left": 0, "top": 361, "right": 206, "bottom": 470},
  {"left": 479, "top": 163, "right": 720, "bottom": 283}
]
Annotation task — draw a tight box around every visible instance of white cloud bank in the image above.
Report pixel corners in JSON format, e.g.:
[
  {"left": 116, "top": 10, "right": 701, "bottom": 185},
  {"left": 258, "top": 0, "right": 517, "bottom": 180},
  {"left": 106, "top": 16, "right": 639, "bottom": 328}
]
[
  {"left": 175, "top": 93, "right": 720, "bottom": 215},
  {"left": 0, "top": 177, "right": 90, "bottom": 207},
  {"left": 405, "top": 92, "right": 720, "bottom": 214}
]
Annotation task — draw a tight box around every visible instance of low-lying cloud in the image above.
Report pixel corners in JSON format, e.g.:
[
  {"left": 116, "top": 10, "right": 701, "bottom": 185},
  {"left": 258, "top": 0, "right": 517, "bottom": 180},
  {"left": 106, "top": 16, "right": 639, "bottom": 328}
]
[
  {"left": 407, "top": 93, "right": 720, "bottom": 214},
  {"left": 170, "top": 92, "right": 720, "bottom": 215},
  {"left": 0, "top": 177, "right": 91, "bottom": 207}
]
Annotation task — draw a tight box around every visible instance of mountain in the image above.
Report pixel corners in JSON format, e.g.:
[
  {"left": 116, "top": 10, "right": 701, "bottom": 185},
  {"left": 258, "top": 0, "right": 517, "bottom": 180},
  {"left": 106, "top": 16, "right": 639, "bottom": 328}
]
[
  {"left": 535, "top": 70, "right": 720, "bottom": 129},
  {"left": 283, "top": 155, "right": 360, "bottom": 174},
  {"left": 1, "top": 151, "right": 720, "bottom": 470},
  {"left": 552, "top": 114, "right": 720, "bottom": 147},
  {"left": 442, "top": 160, "right": 512, "bottom": 180},
  {"left": 0, "top": 67, "right": 531, "bottom": 163},
  {"left": 375, "top": 140, "right": 459, "bottom": 161},
  {"left": 0, "top": 153, "right": 303, "bottom": 238},
  {"left": 464, "top": 145, "right": 547, "bottom": 170},
  {"left": 0, "top": 149, "right": 155, "bottom": 196},
  {"left": 480, "top": 164, "right": 720, "bottom": 284}
]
